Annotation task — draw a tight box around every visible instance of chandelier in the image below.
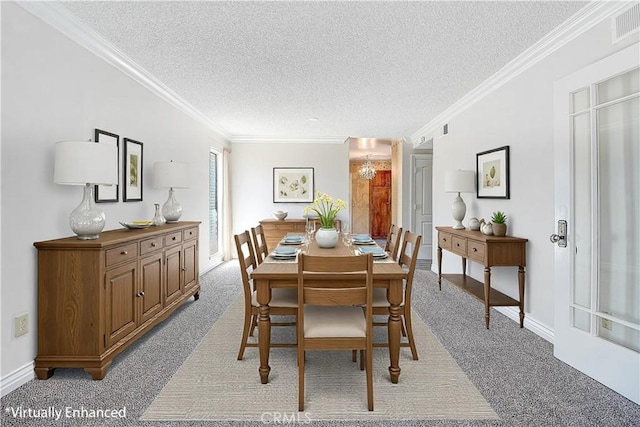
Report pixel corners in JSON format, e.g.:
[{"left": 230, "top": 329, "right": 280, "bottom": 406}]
[{"left": 358, "top": 155, "right": 376, "bottom": 180}]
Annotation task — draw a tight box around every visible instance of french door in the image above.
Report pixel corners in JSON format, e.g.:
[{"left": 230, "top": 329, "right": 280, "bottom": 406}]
[{"left": 552, "top": 43, "right": 639, "bottom": 404}]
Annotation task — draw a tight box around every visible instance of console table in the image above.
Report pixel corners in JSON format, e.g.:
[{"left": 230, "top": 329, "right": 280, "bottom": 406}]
[{"left": 435, "top": 226, "right": 527, "bottom": 329}]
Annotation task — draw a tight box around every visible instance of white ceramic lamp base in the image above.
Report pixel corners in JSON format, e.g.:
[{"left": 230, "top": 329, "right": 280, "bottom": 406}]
[
  {"left": 451, "top": 193, "right": 466, "bottom": 230},
  {"left": 162, "top": 188, "right": 183, "bottom": 223}
]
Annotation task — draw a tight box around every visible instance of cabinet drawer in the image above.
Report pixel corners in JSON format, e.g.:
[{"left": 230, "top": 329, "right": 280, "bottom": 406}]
[
  {"left": 451, "top": 236, "right": 467, "bottom": 256},
  {"left": 262, "top": 223, "right": 297, "bottom": 233},
  {"left": 467, "top": 240, "right": 486, "bottom": 263},
  {"left": 438, "top": 232, "right": 452, "bottom": 250},
  {"left": 164, "top": 231, "right": 183, "bottom": 246},
  {"left": 183, "top": 227, "right": 198, "bottom": 241},
  {"left": 105, "top": 243, "right": 138, "bottom": 267},
  {"left": 140, "top": 236, "right": 163, "bottom": 255}
]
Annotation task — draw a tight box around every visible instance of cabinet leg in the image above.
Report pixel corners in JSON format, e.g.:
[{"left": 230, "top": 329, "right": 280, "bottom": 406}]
[
  {"left": 484, "top": 267, "right": 491, "bottom": 329},
  {"left": 193, "top": 291, "right": 200, "bottom": 301},
  {"left": 34, "top": 367, "right": 54, "bottom": 380},
  {"left": 85, "top": 363, "right": 110, "bottom": 380}
]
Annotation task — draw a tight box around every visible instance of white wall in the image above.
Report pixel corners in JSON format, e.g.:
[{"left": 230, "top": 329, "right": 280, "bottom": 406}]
[
  {"left": 0, "top": 3, "right": 227, "bottom": 391},
  {"left": 230, "top": 142, "right": 350, "bottom": 236},
  {"left": 431, "top": 14, "right": 639, "bottom": 331}
]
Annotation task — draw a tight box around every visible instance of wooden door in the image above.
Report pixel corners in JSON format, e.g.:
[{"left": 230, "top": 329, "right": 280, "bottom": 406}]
[
  {"left": 165, "top": 245, "right": 183, "bottom": 306},
  {"left": 370, "top": 170, "right": 391, "bottom": 239}
]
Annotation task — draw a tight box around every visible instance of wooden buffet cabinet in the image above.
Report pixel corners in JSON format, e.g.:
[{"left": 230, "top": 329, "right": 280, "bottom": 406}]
[
  {"left": 259, "top": 218, "right": 341, "bottom": 250},
  {"left": 33, "top": 221, "right": 200, "bottom": 380},
  {"left": 435, "top": 226, "right": 527, "bottom": 329}
]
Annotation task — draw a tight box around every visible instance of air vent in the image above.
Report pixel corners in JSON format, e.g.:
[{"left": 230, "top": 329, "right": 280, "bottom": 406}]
[{"left": 612, "top": 3, "right": 640, "bottom": 43}]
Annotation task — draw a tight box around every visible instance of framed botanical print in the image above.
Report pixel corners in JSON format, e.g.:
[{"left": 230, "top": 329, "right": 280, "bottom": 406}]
[
  {"left": 123, "top": 138, "right": 143, "bottom": 202},
  {"left": 273, "top": 167, "right": 314, "bottom": 203},
  {"left": 94, "top": 129, "right": 119, "bottom": 203},
  {"left": 476, "top": 145, "right": 510, "bottom": 199}
]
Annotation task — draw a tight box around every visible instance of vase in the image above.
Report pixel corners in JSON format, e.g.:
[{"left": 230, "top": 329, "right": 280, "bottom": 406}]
[
  {"left": 315, "top": 227, "right": 339, "bottom": 248},
  {"left": 152, "top": 203, "right": 165, "bottom": 226},
  {"left": 492, "top": 223, "right": 507, "bottom": 237}
]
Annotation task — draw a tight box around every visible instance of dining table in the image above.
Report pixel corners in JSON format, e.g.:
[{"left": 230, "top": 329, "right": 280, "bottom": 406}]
[{"left": 250, "top": 234, "right": 408, "bottom": 384}]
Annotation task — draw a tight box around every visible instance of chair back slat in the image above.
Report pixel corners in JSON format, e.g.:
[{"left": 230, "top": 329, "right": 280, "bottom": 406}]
[
  {"left": 303, "top": 287, "right": 368, "bottom": 306},
  {"left": 234, "top": 231, "right": 257, "bottom": 295},
  {"left": 251, "top": 224, "right": 269, "bottom": 264},
  {"left": 398, "top": 230, "right": 422, "bottom": 300},
  {"left": 385, "top": 224, "right": 403, "bottom": 261}
]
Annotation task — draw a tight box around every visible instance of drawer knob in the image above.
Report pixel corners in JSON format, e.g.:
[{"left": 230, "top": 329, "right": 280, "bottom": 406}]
[
  {"left": 121, "top": 251, "right": 128, "bottom": 255},
  {"left": 456, "top": 243, "right": 460, "bottom": 247},
  {"left": 151, "top": 243, "right": 156, "bottom": 247},
  {"left": 472, "top": 247, "right": 477, "bottom": 252},
  {"left": 172, "top": 236, "right": 176, "bottom": 240},
  {"left": 442, "top": 238, "right": 447, "bottom": 242},
  {"left": 182, "top": 267, "right": 187, "bottom": 271}
]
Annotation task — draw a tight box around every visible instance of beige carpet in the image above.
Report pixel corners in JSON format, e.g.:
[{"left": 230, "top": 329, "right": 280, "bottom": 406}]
[{"left": 141, "top": 296, "right": 499, "bottom": 421}]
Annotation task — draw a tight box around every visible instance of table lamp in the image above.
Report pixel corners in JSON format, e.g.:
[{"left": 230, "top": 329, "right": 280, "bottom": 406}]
[
  {"left": 445, "top": 170, "right": 475, "bottom": 230},
  {"left": 54, "top": 141, "right": 118, "bottom": 239},
  {"left": 154, "top": 160, "right": 189, "bottom": 222}
]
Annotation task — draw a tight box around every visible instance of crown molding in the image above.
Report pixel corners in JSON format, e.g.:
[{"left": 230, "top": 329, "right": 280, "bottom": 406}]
[
  {"left": 17, "top": 1, "right": 232, "bottom": 141},
  {"left": 410, "top": 0, "right": 634, "bottom": 146},
  {"left": 230, "top": 136, "right": 349, "bottom": 144}
]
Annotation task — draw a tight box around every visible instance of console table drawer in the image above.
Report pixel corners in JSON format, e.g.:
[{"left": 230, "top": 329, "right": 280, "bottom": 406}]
[
  {"left": 467, "top": 240, "right": 486, "bottom": 263},
  {"left": 451, "top": 236, "right": 467, "bottom": 256},
  {"left": 438, "top": 232, "right": 452, "bottom": 250},
  {"left": 106, "top": 243, "right": 138, "bottom": 267}
]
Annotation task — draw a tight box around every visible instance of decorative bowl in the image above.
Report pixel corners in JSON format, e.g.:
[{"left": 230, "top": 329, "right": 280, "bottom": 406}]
[
  {"left": 120, "top": 221, "right": 152, "bottom": 230},
  {"left": 273, "top": 211, "right": 288, "bottom": 220}
]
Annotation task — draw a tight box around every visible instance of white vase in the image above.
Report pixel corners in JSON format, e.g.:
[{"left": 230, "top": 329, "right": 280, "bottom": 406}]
[{"left": 315, "top": 227, "right": 339, "bottom": 248}]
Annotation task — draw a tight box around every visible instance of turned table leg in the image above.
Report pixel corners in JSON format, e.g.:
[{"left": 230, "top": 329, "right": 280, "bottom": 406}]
[
  {"left": 256, "top": 280, "right": 272, "bottom": 384},
  {"left": 387, "top": 279, "right": 403, "bottom": 384}
]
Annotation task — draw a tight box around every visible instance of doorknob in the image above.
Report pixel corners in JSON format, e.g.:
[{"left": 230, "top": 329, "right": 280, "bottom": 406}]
[{"left": 550, "top": 220, "right": 567, "bottom": 247}]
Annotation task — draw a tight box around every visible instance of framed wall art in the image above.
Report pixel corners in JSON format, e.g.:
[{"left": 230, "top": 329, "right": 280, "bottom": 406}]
[
  {"left": 273, "top": 167, "right": 314, "bottom": 203},
  {"left": 476, "top": 145, "right": 510, "bottom": 199},
  {"left": 94, "top": 129, "right": 120, "bottom": 203},
  {"left": 123, "top": 138, "right": 143, "bottom": 202}
]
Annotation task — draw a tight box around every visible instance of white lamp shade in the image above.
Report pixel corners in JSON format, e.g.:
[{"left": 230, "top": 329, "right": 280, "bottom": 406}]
[
  {"left": 445, "top": 170, "right": 475, "bottom": 193},
  {"left": 54, "top": 141, "right": 118, "bottom": 185},
  {"left": 154, "top": 161, "right": 189, "bottom": 189}
]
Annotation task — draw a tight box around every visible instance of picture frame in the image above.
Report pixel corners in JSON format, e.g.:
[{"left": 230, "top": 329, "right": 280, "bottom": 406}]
[
  {"left": 476, "top": 146, "right": 510, "bottom": 199},
  {"left": 273, "top": 167, "right": 314, "bottom": 203},
  {"left": 123, "top": 138, "right": 143, "bottom": 202},
  {"left": 94, "top": 129, "right": 120, "bottom": 203}
]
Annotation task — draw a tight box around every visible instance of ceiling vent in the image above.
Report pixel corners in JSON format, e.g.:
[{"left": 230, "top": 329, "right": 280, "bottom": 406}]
[{"left": 612, "top": 3, "right": 640, "bottom": 43}]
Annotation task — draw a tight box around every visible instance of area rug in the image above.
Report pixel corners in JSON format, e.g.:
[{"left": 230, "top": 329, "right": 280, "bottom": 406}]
[{"left": 141, "top": 295, "right": 499, "bottom": 422}]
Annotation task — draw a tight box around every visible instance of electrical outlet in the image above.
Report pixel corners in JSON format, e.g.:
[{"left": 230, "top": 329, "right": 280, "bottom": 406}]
[
  {"left": 15, "top": 313, "right": 29, "bottom": 337},
  {"left": 601, "top": 317, "right": 612, "bottom": 330}
]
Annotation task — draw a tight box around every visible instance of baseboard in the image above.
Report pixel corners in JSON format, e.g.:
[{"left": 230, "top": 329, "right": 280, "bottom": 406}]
[
  {"left": 494, "top": 306, "right": 555, "bottom": 344},
  {"left": 1, "top": 361, "right": 34, "bottom": 397}
]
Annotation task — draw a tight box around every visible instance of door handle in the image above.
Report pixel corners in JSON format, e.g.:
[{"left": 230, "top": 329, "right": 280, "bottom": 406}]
[{"left": 550, "top": 220, "right": 567, "bottom": 247}]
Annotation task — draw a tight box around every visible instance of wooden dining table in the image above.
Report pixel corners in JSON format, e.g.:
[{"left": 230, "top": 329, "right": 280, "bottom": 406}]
[{"left": 250, "top": 235, "right": 408, "bottom": 384}]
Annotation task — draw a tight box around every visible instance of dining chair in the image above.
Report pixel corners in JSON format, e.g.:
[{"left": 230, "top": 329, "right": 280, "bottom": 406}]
[
  {"left": 373, "top": 230, "right": 422, "bottom": 360},
  {"left": 297, "top": 253, "right": 375, "bottom": 411},
  {"left": 234, "top": 231, "right": 297, "bottom": 360},
  {"left": 384, "top": 224, "right": 403, "bottom": 261},
  {"left": 251, "top": 224, "right": 269, "bottom": 264}
]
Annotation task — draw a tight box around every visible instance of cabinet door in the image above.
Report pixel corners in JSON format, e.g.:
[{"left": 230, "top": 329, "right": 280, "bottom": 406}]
[
  {"left": 183, "top": 239, "right": 198, "bottom": 292},
  {"left": 140, "top": 252, "right": 163, "bottom": 324},
  {"left": 105, "top": 262, "right": 137, "bottom": 347},
  {"left": 165, "top": 245, "right": 183, "bottom": 306}
]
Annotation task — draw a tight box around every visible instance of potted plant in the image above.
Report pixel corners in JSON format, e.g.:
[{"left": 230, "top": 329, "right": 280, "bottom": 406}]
[
  {"left": 304, "top": 192, "right": 347, "bottom": 248},
  {"left": 491, "top": 211, "right": 507, "bottom": 237}
]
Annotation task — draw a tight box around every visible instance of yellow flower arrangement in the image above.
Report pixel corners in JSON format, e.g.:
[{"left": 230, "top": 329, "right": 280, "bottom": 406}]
[{"left": 304, "top": 192, "right": 347, "bottom": 229}]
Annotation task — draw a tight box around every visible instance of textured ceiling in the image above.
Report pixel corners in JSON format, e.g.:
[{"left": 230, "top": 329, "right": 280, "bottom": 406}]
[{"left": 60, "top": 0, "right": 588, "bottom": 146}]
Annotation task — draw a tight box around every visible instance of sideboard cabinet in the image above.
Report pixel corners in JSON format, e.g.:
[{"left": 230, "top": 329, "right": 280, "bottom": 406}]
[{"left": 33, "top": 221, "right": 200, "bottom": 380}]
